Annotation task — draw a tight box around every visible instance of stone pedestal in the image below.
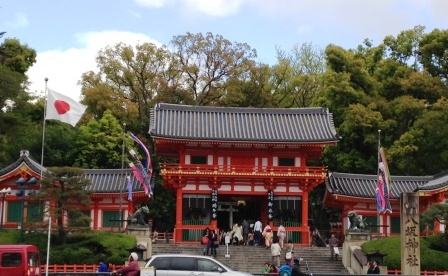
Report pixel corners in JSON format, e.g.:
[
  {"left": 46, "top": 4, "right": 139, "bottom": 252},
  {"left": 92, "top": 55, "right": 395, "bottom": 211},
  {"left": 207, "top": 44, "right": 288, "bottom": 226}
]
[
  {"left": 127, "top": 225, "right": 151, "bottom": 236},
  {"left": 342, "top": 230, "right": 371, "bottom": 270},
  {"left": 345, "top": 230, "right": 371, "bottom": 242}
]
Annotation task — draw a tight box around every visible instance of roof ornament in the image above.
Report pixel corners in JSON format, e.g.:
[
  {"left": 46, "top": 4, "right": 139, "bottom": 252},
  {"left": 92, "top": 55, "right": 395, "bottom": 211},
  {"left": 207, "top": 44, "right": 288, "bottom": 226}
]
[
  {"left": 321, "top": 105, "right": 328, "bottom": 114},
  {"left": 20, "top": 150, "right": 29, "bottom": 157}
]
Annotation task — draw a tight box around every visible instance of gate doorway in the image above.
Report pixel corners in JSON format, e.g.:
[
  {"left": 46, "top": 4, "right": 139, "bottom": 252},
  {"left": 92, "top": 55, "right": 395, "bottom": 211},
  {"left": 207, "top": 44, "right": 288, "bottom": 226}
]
[{"left": 217, "top": 197, "right": 262, "bottom": 231}]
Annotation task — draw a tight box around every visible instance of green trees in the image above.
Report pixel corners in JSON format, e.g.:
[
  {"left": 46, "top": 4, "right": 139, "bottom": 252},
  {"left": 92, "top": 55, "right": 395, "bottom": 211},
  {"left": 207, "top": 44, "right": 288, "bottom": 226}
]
[
  {"left": 75, "top": 110, "right": 128, "bottom": 169},
  {"left": 316, "top": 27, "right": 448, "bottom": 175},
  {"left": 0, "top": 37, "right": 39, "bottom": 167},
  {"left": 171, "top": 32, "right": 257, "bottom": 106},
  {"left": 35, "top": 167, "right": 92, "bottom": 244}
]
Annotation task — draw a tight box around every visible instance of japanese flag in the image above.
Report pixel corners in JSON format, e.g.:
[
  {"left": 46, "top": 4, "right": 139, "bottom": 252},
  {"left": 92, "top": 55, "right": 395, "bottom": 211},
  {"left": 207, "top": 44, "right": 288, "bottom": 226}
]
[{"left": 45, "top": 89, "right": 87, "bottom": 127}]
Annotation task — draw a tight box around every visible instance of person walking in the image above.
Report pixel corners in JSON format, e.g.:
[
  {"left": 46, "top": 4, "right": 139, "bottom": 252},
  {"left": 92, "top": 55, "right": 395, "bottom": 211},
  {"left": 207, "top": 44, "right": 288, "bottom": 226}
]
[
  {"left": 233, "top": 222, "right": 243, "bottom": 245},
  {"left": 277, "top": 222, "right": 286, "bottom": 248},
  {"left": 254, "top": 219, "right": 262, "bottom": 246},
  {"left": 152, "top": 228, "right": 159, "bottom": 243},
  {"left": 328, "top": 233, "right": 339, "bottom": 261},
  {"left": 242, "top": 219, "right": 250, "bottom": 245},
  {"left": 271, "top": 237, "right": 281, "bottom": 267},
  {"left": 263, "top": 221, "right": 273, "bottom": 249}
]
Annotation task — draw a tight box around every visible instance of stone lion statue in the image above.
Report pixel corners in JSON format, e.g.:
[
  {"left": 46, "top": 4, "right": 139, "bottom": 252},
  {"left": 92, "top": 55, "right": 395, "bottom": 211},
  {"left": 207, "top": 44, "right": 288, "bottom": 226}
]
[
  {"left": 128, "top": 206, "right": 150, "bottom": 226},
  {"left": 348, "top": 211, "right": 367, "bottom": 230}
]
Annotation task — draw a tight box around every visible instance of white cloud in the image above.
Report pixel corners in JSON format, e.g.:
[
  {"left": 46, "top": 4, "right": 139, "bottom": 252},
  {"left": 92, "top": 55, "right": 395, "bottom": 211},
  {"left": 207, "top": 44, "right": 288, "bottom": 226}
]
[
  {"left": 184, "top": 0, "right": 245, "bottom": 17},
  {"left": 26, "top": 31, "right": 160, "bottom": 101},
  {"left": 134, "top": 0, "right": 167, "bottom": 8},
  {"left": 5, "top": 12, "right": 29, "bottom": 28},
  {"left": 134, "top": 0, "right": 245, "bottom": 17}
]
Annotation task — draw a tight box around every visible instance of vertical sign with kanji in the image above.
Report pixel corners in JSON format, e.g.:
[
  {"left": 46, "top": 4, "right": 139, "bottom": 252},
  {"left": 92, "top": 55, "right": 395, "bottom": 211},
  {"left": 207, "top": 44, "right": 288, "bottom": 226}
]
[
  {"left": 400, "top": 192, "right": 420, "bottom": 275},
  {"left": 267, "top": 190, "right": 274, "bottom": 221},
  {"left": 211, "top": 189, "right": 218, "bottom": 220}
]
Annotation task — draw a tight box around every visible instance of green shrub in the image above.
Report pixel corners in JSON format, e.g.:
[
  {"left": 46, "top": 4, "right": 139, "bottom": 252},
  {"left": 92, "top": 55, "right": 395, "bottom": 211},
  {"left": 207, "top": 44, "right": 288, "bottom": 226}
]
[
  {"left": 0, "top": 229, "right": 136, "bottom": 266},
  {"left": 361, "top": 234, "right": 448, "bottom": 271}
]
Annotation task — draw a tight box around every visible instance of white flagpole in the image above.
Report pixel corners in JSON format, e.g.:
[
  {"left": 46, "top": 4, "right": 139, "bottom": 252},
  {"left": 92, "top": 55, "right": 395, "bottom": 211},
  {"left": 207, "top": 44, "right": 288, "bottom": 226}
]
[
  {"left": 40, "top": 78, "right": 49, "bottom": 178},
  {"left": 45, "top": 216, "right": 51, "bottom": 276}
]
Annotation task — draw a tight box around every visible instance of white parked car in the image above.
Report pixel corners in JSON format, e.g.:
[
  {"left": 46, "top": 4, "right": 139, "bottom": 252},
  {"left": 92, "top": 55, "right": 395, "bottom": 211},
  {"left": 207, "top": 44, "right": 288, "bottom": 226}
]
[{"left": 144, "top": 254, "right": 252, "bottom": 276}]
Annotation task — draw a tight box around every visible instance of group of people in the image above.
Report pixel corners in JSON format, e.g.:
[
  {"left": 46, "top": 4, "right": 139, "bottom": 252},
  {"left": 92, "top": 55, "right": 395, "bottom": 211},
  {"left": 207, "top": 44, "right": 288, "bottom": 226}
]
[
  {"left": 367, "top": 260, "right": 380, "bottom": 274},
  {"left": 202, "top": 227, "right": 219, "bottom": 257},
  {"left": 214, "top": 219, "right": 288, "bottom": 249},
  {"left": 263, "top": 247, "right": 308, "bottom": 276}
]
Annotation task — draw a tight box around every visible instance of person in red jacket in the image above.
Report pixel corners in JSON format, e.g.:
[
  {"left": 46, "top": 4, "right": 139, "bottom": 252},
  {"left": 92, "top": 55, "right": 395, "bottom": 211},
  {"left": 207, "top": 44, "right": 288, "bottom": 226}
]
[{"left": 113, "top": 252, "right": 140, "bottom": 276}]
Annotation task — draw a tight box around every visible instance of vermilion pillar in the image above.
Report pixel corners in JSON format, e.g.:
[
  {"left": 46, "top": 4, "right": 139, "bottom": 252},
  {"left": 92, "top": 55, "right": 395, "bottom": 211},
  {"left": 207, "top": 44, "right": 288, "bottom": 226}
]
[
  {"left": 93, "top": 200, "right": 99, "bottom": 229},
  {"left": 175, "top": 189, "right": 183, "bottom": 243},
  {"left": 301, "top": 191, "right": 309, "bottom": 245}
]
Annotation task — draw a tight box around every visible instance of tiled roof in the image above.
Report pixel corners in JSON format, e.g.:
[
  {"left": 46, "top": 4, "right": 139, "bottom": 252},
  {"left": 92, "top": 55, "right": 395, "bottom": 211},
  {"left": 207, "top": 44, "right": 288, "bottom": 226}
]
[
  {"left": 326, "top": 172, "right": 433, "bottom": 199},
  {"left": 0, "top": 151, "right": 152, "bottom": 193},
  {"left": 0, "top": 150, "right": 46, "bottom": 177},
  {"left": 418, "top": 171, "right": 448, "bottom": 191},
  {"left": 83, "top": 169, "right": 148, "bottom": 193},
  {"left": 149, "top": 103, "right": 339, "bottom": 143}
]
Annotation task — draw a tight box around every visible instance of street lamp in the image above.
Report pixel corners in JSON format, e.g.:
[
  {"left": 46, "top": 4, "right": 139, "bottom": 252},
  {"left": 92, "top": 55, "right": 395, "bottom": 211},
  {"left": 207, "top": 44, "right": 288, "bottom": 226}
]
[
  {"left": 16, "top": 177, "right": 37, "bottom": 243},
  {"left": 0, "top": 187, "right": 11, "bottom": 230}
]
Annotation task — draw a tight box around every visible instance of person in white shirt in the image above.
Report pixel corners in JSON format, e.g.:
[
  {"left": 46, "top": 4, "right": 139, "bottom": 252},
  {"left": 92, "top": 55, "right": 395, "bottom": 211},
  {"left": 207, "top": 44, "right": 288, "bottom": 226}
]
[
  {"left": 253, "top": 219, "right": 262, "bottom": 246},
  {"left": 233, "top": 223, "right": 243, "bottom": 245},
  {"left": 270, "top": 237, "right": 281, "bottom": 267}
]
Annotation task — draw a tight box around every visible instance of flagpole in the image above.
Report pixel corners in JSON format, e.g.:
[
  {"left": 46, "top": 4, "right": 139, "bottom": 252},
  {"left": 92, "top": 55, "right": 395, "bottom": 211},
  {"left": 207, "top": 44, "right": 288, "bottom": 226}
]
[
  {"left": 119, "top": 123, "right": 126, "bottom": 232},
  {"left": 45, "top": 216, "right": 51, "bottom": 276},
  {"left": 40, "top": 78, "right": 49, "bottom": 178},
  {"left": 377, "top": 129, "right": 381, "bottom": 239}
]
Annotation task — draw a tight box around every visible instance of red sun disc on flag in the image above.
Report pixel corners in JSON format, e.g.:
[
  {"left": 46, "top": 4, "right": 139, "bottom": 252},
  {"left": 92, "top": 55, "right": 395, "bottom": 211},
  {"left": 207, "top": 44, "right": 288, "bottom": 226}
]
[{"left": 54, "top": 100, "right": 71, "bottom": 114}]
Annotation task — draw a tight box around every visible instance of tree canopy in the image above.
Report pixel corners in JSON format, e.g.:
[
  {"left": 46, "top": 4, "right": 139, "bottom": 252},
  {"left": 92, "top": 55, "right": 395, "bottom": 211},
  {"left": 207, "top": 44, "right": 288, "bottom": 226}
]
[
  {"left": 3, "top": 27, "right": 448, "bottom": 234},
  {"left": 34, "top": 167, "right": 92, "bottom": 244}
]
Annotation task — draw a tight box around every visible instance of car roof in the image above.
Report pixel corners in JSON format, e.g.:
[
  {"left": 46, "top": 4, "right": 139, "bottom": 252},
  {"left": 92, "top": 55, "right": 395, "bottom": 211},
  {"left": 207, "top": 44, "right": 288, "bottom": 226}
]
[
  {"left": 147, "top": 254, "right": 232, "bottom": 269},
  {"left": 150, "top": 254, "right": 214, "bottom": 258},
  {"left": 0, "top": 245, "right": 38, "bottom": 250}
]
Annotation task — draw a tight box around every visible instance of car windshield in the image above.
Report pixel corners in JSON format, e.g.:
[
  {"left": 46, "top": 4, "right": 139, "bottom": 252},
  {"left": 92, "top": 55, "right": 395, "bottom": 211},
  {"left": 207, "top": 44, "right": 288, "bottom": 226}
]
[{"left": 198, "top": 258, "right": 226, "bottom": 272}]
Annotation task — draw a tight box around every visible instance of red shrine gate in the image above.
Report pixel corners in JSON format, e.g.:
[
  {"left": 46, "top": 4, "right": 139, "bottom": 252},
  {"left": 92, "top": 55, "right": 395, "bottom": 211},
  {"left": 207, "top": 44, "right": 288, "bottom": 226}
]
[{"left": 149, "top": 103, "right": 339, "bottom": 245}]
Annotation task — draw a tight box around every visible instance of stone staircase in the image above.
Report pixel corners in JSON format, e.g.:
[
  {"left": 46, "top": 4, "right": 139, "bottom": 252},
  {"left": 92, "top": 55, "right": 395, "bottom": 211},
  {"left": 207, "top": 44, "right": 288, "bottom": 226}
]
[{"left": 150, "top": 243, "right": 348, "bottom": 275}]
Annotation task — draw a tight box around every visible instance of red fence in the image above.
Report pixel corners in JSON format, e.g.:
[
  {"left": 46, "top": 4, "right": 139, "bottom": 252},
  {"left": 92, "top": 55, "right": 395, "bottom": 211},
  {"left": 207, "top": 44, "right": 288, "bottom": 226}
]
[
  {"left": 387, "top": 269, "right": 448, "bottom": 275},
  {"left": 40, "top": 265, "right": 448, "bottom": 274},
  {"left": 40, "top": 264, "right": 122, "bottom": 273}
]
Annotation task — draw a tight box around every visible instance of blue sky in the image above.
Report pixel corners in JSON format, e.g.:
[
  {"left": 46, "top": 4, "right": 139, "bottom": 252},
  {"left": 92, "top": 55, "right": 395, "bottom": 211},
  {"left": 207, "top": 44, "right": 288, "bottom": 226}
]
[{"left": 2, "top": 0, "right": 448, "bottom": 101}]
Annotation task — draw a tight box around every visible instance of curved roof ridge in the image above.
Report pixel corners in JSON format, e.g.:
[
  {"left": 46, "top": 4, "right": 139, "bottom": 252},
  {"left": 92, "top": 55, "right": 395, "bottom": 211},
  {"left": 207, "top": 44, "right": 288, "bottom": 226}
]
[
  {"left": 0, "top": 150, "right": 46, "bottom": 178},
  {"left": 150, "top": 103, "right": 339, "bottom": 143},
  {"left": 156, "top": 103, "right": 327, "bottom": 114},
  {"left": 326, "top": 171, "right": 433, "bottom": 199}
]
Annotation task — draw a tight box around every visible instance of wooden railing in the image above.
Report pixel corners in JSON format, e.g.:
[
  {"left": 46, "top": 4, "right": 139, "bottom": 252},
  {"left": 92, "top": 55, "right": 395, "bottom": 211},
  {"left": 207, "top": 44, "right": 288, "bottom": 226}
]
[
  {"left": 153, "top": 231, "right": 173, "bottom": 241},
  {"left": 175, "top": 225, "right": 308, "bottom": 245},
  {"left": 160, "top": 164, "right": 326, "bottom": 178}
]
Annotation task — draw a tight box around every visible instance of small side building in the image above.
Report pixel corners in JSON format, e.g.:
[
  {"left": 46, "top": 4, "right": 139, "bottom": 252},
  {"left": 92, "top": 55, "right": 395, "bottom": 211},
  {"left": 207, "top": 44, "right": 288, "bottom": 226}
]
[
  {"left": 0, "top": 150, "right": 149, "bottom": 231},
  {"left": 324, "top": 171, "right": 448, "bottom": 241}
]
